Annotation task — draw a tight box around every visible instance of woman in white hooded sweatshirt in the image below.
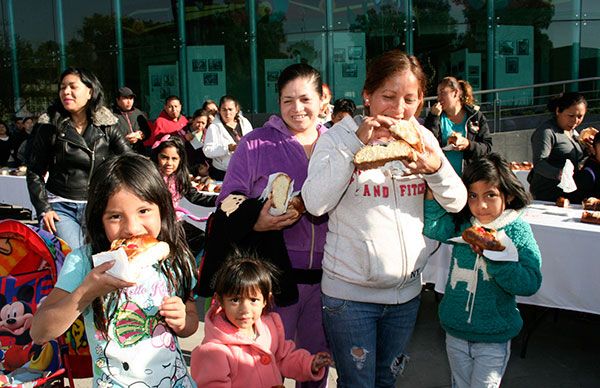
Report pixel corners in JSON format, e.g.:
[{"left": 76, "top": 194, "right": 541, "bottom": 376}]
[
  {"left": 302, "top": 50, "right": 467, "bottom": 387},
  {"left": 202, "top": 95, "right": 253, "bottom": 180}
]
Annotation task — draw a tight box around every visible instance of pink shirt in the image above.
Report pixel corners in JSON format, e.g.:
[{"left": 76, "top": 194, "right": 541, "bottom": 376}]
[{"left": 191, "top": 306, "right": 324, "bottom": 387}]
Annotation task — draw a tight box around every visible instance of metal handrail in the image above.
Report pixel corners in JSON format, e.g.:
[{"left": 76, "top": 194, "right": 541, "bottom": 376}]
[{"left": 423, "top": 77, "right": 600, "bottom": 132}]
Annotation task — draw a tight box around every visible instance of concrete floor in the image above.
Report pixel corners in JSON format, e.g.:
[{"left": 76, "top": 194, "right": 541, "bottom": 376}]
[{"left": 72, "top": 289, "right": 600, "bottom": 387}]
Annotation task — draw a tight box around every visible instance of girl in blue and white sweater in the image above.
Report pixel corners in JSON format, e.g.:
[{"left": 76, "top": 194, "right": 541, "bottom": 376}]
[{"left": 424, "top": 153, "right": 542, "bottom": 388}]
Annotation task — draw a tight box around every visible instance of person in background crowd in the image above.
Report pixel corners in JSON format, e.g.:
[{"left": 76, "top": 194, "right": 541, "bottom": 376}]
[
  {"left": 424, "top": 76, "right": 492, "bottom": 175},
  {"left": 181, "top": 108, "right": 211, "bottom": 172},
  {"left": 528, "top": 92, "right": 589, "bottom": 202},
  {"left": 199, "top": 63, "right": 331, "bottom": 388},
  {"left": 26, "top": 67, "right": 131, "bottom": 250},
  {"left": 10, "top": 117, "right": 23, "bottom": 137},
  {"left": 568, "top": 131, "right": 600, "bottom": 202},
  {"left": 151, "top": 135, "right": 215, "bottom": 260},
  {"left": 15, "top": 116, "right": 37, "bottom": 165},
  {"left": 302, "top": 50, "right": 466, "bottom": 387},
  {"left": 0, "top": 121, "right": 11, "bottom": 166},
  {"left": 202, "top": 99, "right": 219, "bottom": 125},
  {"left": 318, "top": 83, "right": 333, "bottom": 125},
  {"left": 11, "top": 116, "right": 34, "bottom": 166},
  {"left": 202, "top": 95, "right": 253, "bottom": 181},
  {"left": 324, "top": 98, "right": 357, "bottom": 128},
  {"left": 112, "top": 86, "right": 151, "bottom": 154},
  {"left": 144, "top": 95, "right": 188, "bottom": 148}
]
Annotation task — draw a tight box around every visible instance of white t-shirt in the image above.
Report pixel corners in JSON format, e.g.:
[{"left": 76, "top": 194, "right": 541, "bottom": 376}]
[{"left": 56, "top": 245, "right": 196, "bottom": 388}]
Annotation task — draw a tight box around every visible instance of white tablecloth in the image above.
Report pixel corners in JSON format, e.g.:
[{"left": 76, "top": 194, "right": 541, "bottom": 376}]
[
  {"left": 513, "top": 169, "right": 530, "bottom": 192},
  {"left": 0, "top": 175, "right": 215, "bottom": 230},
  {"left": 0, "top": 175, "right": 35, "bottom": 216},
  {"left": 423, "top": 201, "right": 600, "bottom": 315}
]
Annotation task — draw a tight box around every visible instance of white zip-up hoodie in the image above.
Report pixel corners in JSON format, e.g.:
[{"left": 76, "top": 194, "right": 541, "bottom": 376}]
[
  {"left": 203, "top": 114, "right": 253, "bottom": 171},
  {"left": 302, "top": 115, "right": 467, "bottom": 304}
]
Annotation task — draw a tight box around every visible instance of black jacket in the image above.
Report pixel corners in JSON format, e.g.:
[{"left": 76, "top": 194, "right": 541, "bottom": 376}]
[
  {"left": 112, "top": 105, "right": 152, "bottom": 154},
  {"left": 27, "top": 106, "right": 131, "bottom": 216},
  {"left": 423, "top": 104, "right": 493, "bottom": 165},
  {"left": 198, "top": 194, "right": 299, "bottom": 307}
]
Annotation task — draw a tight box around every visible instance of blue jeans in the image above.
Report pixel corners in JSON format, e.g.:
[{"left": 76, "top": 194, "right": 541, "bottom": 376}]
[
  {"left": 321, "top": 294, "right": 420, "bottom": 388},
  {"left": 445, "top": 334, "right": 510, "bottom": 388},
  {"left": 50, "top": 201, "right": 86, "bottom": 251}
]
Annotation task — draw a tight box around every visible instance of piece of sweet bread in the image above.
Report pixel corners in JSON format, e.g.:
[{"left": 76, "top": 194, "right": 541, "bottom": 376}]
[{"left": 353, "top": 140, "right": 417, "bottom": 170}]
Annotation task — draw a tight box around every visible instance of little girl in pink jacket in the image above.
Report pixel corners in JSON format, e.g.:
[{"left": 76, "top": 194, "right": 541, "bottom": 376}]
[{"left": 191, "top": 256, "right": 331, "bottom": 387}]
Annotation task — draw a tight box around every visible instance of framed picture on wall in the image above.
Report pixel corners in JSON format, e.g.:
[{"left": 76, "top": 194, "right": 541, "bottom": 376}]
[
  {"left": 266, "top": 71, "right": 279, "bottom": 82},
  {"left": 506, "top": 57, "right": 519, "bottom": 74},
  {"left": 499, "top": 40, "right": 514, "bottom": 56},
  {"left": 348, "top": 46, "right": 363, "bottom": 60},
  {"left": 342, "top": 63, "right": 358, "bottom": 78},
  {"left": 204, "top": 72, "right": 218, "bottom": 86},
  {"left": 208, "top": 59, "right": 223, "bottom": 72},
  {"left": 192, "top": 59, "right": 207, "bottom": 72},
  {"left": 517, "top": 39, "right": 529, "bottom": 55},
  {"left": 334, "top": 48, "right": 346, "bottom": 62}
]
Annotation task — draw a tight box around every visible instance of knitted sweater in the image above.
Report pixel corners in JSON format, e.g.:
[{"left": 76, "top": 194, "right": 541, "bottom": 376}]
[{"left": 423, "top": 200, "right": 542, "bottom": 343}]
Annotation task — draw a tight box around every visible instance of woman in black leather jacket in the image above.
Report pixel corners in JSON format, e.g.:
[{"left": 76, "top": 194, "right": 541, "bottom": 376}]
[
  {"left": 27, "top": 67, "right": 131, "bottom": 250},
  {"left": 424, "top": 77, "right": 492, "bottom": 174}
]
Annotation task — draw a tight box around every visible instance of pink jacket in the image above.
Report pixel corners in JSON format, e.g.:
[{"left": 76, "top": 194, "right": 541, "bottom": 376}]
[{"left": 191, "top": 306, "right": 324, "bottom": 387}]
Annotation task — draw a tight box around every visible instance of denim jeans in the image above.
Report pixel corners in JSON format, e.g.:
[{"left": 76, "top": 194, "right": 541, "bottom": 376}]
[
  {"left": 321, "top": 294, "right": 420, "bottom": 388},
  {"left": 50, "top": 201, "right": 86, "bottom": 251},
  {"left": 445, "top": 333, "right": 510, "bottom": 388}
]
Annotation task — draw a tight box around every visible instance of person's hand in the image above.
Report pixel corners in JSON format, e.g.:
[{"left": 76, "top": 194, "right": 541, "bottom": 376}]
[
  {"left": 125, "top": 131, "right": 143, "bottom": 144},
  {"left": 469, "top": 243, "right": 484, "bottom": 256},
  {"left": 184, "top": 132, "right": 194, "bottom": 142},
  {"left": 355, "top": 115, "right": 398, "bottom": 145},
  {"left": 402, "top": 140, "right": 442, "bottom": 175},
  {"left": 42, "top": 210, "right": 60, "bottom": 234},
  {"left": 453, "top": 136, "right": 470, "bottom": 151},
  {"left": 311, "top": 352, "right": 333, "bottom": 374},
  {"left": 81, "top": 261, "right": 135, "bottom": 301},
  {"left": 160, "top": 296, "right": 187, "bottom": 333},
  {"left": 253, "top": 199, "right": 301, "bottom": 232},
  {"left": 430, "top": 102, "right": 443, "bottom": 116},
  {"left": 228, "top": 143, "right": 237, "bottom": 152}
]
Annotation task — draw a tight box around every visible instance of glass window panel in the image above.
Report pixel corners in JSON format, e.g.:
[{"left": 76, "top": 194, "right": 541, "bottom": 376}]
[
  {"left": 121, "top": 0, "right": 177, "bottom": 118},
  {"left": 582, "top": 0, "right": 600, "bottom": 18},
  {"left": 255, "top": 1, "right": 326, "bottom": 113},
  {"left": 12, "top": 0, "right": 58, "bottom": 116},
  {"left": 62, "top": 0, "right": 117, "bottom": 109},
  {"left": 185, "top": 1, "right": 251, "bottom": 115}
]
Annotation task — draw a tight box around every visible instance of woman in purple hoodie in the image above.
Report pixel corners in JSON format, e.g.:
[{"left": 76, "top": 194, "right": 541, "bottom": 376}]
[{"left": 198, "top": 63, "right": 330, "bottom": 387}]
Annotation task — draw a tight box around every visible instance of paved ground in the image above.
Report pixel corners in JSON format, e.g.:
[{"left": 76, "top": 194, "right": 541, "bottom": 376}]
[{"left": 73, "top": 289, "right": 600, "bottom": 387}]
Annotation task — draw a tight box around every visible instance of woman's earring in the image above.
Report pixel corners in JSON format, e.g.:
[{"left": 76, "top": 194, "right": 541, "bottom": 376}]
[{"left": 364, "top": 98, "right": 369, "bottom": 106}]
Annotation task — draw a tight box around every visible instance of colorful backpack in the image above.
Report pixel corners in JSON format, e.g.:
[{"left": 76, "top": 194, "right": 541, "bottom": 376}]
[{"left": 0, "top": 219, "right": 90, "bottom": 386}]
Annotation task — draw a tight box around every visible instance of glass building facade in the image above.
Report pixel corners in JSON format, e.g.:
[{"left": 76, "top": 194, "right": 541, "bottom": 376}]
[{"left": 1, "top": 0, "right": 599, "bottom": 121}]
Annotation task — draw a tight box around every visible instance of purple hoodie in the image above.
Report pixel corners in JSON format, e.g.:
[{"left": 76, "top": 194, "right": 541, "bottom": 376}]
[{"left": 216, "top": 115, "right": 328, "bottom": 270}]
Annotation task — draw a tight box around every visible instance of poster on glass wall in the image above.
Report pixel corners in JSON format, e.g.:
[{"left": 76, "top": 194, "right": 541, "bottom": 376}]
[
  {"left": 499, "top": 41, "right": 514, "bottom": 56},
  {"left": 148, "top": 64, "right": 179, "bottom": 118},
  {"left": 517, "top": 39, "right": 529, "bottom": 55},
  {"left": 186, "top": 46, "right": 226, "bottom": 111},
  {"left": 192, "top": 59, "right": 207, "bottom": 72},
  {"left": 334, "top": 48, "right": 346, "bottom": 62},
  {"left": 348, "top": 46, "right": 363, "bottom": 60},
  {"left": 506, "top": 57, "right": 519, "bottom": 74}
]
